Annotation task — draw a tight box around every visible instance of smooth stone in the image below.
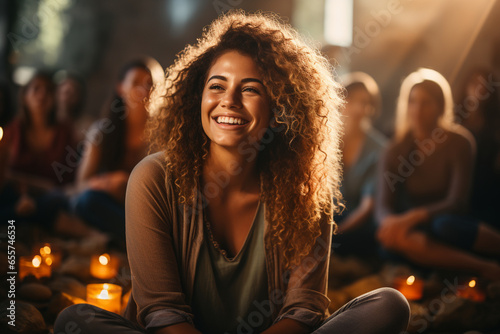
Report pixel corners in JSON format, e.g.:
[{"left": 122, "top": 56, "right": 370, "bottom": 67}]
[
  {"left": 0, "top": 300, "right": 47, "bottom": 333},
  {"left": 48, "top": 276, "right": 87, "bottom": 300},
  {"left": 18, "top": 282, "right": 52, "bottom": 302},
  {"left": 58, "top": 256, "right": 91, "bottom": 281}
]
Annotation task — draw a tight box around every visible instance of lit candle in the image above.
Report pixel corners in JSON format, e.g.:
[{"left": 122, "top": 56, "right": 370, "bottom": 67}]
[
  {"left": 38, "top": 243, "right": 62, "bottom": 269},
  {"left": 394, "top": 275, "right": 423, "bottom": 301},
  {"left": 457, "top": 278, "right": 485, "bottom": 302},
  {"left": 19, "top": 255, "right": 52, "bottom": 280},
  {"left": 0, "top": 127, "right": 3, "bottom": 142},
  {"left": 86, "top": 283, "right": 122, "bottom": 313},
  {"left": 90, "top": 253, "right": 119, "bottom": 279}
]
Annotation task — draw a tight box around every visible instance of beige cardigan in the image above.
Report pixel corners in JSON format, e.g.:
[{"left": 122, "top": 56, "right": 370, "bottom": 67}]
[{"left": 123, "top": 152, "right": 333, "bottom": 331}]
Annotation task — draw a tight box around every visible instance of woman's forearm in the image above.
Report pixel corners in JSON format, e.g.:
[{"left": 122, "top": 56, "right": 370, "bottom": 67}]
[{"left": 337, "top": 196, "right": 374, "bottom": 233}]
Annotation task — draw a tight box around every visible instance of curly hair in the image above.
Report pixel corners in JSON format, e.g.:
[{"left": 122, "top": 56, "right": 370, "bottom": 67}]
[{"left": 147, "top": 10, "right": 344, "bottom": 268}]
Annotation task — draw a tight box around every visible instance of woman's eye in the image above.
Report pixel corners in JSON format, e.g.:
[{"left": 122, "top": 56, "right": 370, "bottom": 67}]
[
  {"left": 243, "top": 87, "right": 259, "bottom": 94},
  {"left": 209, "top": 84, "right": 224, "bottom": 90}
]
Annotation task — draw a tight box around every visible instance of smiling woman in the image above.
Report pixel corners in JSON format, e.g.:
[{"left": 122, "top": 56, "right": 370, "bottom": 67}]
[{"left": 54, "top": 10, "right": 410, "bottom": 334}]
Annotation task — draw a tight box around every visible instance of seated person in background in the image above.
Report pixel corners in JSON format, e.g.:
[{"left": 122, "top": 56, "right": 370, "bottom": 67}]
[
  {"left": 455, "top": 69, "right": 500, "bottom": 226},
  {"left": 73, "top": 58, "right": 161, "bottom": 242},
  {"left": 56, "top": 72, "right": 92, "bottom": 144},
  {"left": 0, "top": 72, "right": 90, "bottom": 236},
  {"left": 376, "top": 68, "right": 500, "bottom": 280},
  {"left": 333, "top": 72, "right": 387, "bottom": 256}
]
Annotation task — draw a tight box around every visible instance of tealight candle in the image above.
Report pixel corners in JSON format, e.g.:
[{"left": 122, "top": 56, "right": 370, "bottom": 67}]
[
  {"left": 457, "top": 278, "right": 485, "bottom": 302},
  {"left": 90, "top": 253, "right": 118, "bottom": 279},
  {"left": 38, "top": 243, "right": 62, "bottom": 269},
  {"left": 394, "top": 275, "right": 423, "bottom": 301},
  {"left": 0, "top": 127, "right": 3, "bottom": 142},
  {"left": 19, "top": 255, "right": 52, "bottom": 280},
  {"left": 86, "top": 283, "right": 122, "bottom": 313}
]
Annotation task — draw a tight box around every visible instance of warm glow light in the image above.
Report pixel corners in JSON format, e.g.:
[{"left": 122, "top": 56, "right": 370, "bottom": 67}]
[
  {"left": 32, "top": 255, "right": 42, "bottom": 268},
  {"left": 98, "top": 289, "right": 110, "bottom": 300},
  {"left": 469, "top": 279, "right": 476, "bottom": 288},
  {"left": 0, "top": 127, "right": 3, "bottom": 142},
  {"left": 45, "top": 257, "right": 53, "bottom": 266},
  {"left": 40, "top": 245, "right": 51, "bottom": 255},
  {"left": 99, "top": 254, "right": 110, "bottom": 265},
  {"left": 406, "top": 275, "right": 415, "bottom": 286},
  {"left": 87, "top": 283, "right": 122, "bottom": 313},
  {"left": 324, "top": 0, "right": 353, "bottom": 47}
]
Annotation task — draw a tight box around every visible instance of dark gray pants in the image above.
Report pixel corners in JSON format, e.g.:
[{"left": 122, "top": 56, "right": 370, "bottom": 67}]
[{"left": 54, "top": 287, "right": 410, "bottom": 334}]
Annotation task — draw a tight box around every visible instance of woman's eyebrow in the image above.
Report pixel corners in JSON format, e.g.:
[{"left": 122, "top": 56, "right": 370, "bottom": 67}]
[{"left": 207, "top": 75, "right": 264, "bottom": 86}]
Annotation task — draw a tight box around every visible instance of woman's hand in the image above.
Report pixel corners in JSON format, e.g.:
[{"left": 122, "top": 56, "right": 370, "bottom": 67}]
[
  {"left": 377, "top": 208, "right": 428, "bottom": 250},
  {"left": 88, "top": 170, "right": 129, "bottom": 202}
]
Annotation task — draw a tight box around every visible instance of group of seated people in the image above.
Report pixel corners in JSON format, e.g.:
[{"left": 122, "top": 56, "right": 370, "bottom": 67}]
[
  {"left": 0, "top": 58, "right": 161, "bottom": 246},
  {"left": 0, "top": 59, "right": 499, "bottom": 279},
  {"left": 334, "top": 68, "right": 500, "bottom": 280}
]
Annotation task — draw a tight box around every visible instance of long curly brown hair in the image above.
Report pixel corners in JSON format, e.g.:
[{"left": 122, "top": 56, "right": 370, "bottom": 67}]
[{"left": 147, "top": 10, "right": 343, "bottom": 268}]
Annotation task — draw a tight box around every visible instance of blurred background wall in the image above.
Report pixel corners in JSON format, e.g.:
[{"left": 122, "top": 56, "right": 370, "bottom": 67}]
[{"left": 1, "top": 0, "right": 499, "bottom": 134}]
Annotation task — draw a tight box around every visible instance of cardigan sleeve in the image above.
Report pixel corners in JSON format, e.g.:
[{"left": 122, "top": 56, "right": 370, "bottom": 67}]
[
  {"left": 273, "top": 205, "right": 333, "bottom": 329},
  {"left": 125, "top": 152, "right": 194, "bottom": 329}
]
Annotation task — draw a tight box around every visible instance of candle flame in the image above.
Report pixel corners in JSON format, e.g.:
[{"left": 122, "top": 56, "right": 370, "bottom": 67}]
[
  {"left": 45, "top": 257, "right": 53, "bottom": 266},
  {"left": 40, "top": 245, "right": 51, "bottom": 255},
  {"left": 32, "top": 255, "right": 42, "bottom": 268},
  {"left": 469, "top": 279, "right": 476, "bottom": 288},
  {"left": 406, "top": 275, "right": 415, "bottom": 286},
  {"left": 99, "top": 254, "right": 110, "bottom": 265},
  {"left": 0, "top": 127, "right": 3, "bottom": 142},
  {"left": 98, "top": 288, "right": 110, "bottom": 300}
]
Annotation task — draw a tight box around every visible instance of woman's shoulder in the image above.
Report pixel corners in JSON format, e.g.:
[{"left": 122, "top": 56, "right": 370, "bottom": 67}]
[
  {"left": 131, "top": 151, "right": 168, "bottom": 179},
  {"left": 443, "top": 125, "right": 475, "bottom": 154}
]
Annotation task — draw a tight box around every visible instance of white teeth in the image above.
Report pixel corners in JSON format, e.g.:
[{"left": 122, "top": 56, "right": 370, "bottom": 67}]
[{"left": 216, "top": 116, "right": 247, "bottom": 125}]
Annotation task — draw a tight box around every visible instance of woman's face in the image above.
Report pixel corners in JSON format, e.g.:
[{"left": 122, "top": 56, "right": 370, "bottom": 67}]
[
  {"left": 57, "top": 79, "right": 82, "bottom": 112},
  {"left": 118, "top": 67, "right": 152, "bottom": 112},
  {"left": 24, "top": 77, "right": 54, "bottom": 120},
  {"left": 343, "top": 86, "right": 373, "bottom": 127},
  {"left": 201, "top": 50, "right": 272, "bottom": 151},
  {"left": 408, "top": 85, "right": 442, "bottom": 134}
]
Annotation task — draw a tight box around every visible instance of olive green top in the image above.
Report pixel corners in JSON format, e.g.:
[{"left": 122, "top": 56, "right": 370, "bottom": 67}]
[{"left": 191, "top": 200, "right": 273, "bottom": 333}]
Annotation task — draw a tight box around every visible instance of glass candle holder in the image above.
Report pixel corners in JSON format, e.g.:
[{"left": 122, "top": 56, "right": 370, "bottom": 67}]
[
  {"left": 393, "top": 275, "right": 423, "bottom": 301},
  {"left": 19, "top": 255, "right": 52, "bottom": 280},
  {"left": 86, "top": 283, "right": 122, "bottom": 313}
]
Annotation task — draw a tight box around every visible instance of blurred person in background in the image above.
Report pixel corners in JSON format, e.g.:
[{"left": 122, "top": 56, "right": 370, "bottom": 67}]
[
  {"left": 72, "top": 57, "right": 162, "bottom": 243},
  {"left": 0, "top": 72, "right": 91, "bottom": 236},
  {"left": 56, "top": 72, "right": 92, "bottom": 144},
  {"left": 333, "top": 72, "right": 387, "bottom": 257},
  {"left": 376, "top": 68, "right": 500, "bottom": 280},
  {"left": 455, "top": 69, "right": 500, "bottom": 226}
]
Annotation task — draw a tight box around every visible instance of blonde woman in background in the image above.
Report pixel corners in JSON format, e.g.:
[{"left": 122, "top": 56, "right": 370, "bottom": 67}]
[{"left": 376, "top": 68, "right": 500, "bottom": 280}]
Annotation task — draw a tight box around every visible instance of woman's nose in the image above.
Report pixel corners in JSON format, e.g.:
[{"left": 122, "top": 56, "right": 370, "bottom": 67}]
[{"left": 221, "top": 88, "right": 242, "bottom": 109}]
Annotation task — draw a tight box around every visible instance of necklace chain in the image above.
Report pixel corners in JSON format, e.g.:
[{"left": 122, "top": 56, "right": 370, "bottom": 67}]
[{"left": 203, "top": 211, "right": 233, "bottom": 260}]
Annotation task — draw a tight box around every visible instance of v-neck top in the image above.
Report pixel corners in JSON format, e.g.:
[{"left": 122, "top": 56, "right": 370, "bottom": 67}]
[{"left": 191, "top": 200, "right": 272, "bottom": 333}]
